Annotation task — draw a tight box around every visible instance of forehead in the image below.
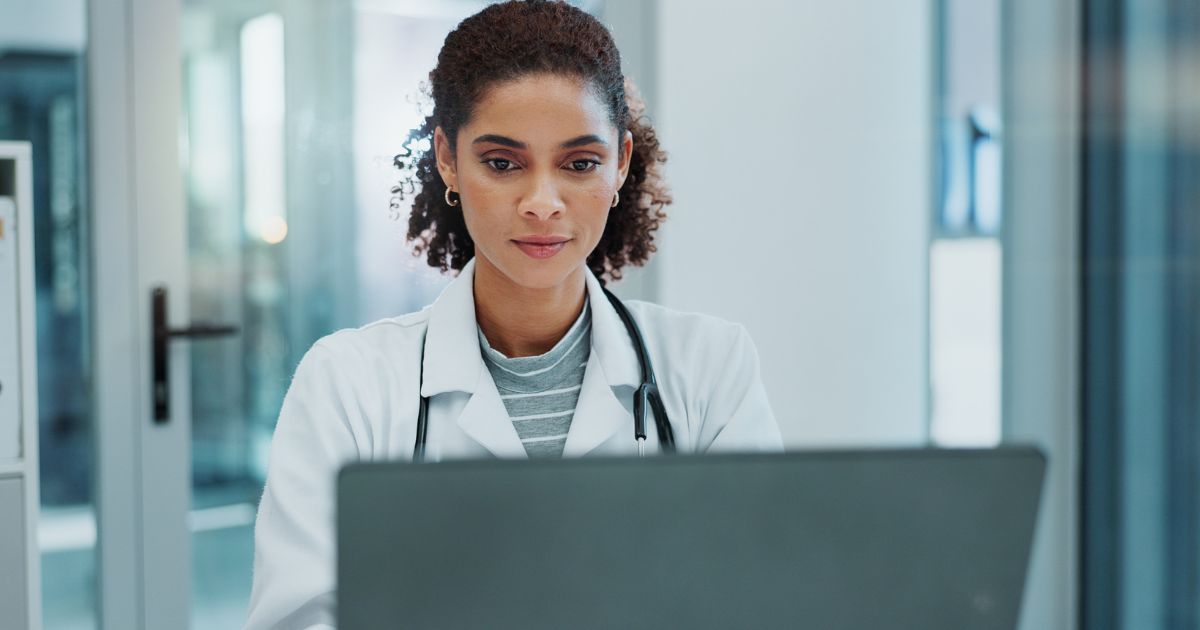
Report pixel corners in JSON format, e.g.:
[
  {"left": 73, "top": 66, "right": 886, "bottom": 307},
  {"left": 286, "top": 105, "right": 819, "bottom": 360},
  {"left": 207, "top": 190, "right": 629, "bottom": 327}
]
[{"left": 465, "top": 73, "right": 615, "bottom": 142}]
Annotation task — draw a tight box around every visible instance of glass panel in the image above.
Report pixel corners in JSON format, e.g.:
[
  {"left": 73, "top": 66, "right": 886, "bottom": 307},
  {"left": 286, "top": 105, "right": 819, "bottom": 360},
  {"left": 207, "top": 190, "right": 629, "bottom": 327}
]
[
  {"left": 1083, "top": 0, "right": 1200, "bottom": 627},
  {"left": 0, "top": 2, "right": 97, "bottom": 629},
  {"left": 179, "top": 1, "right": 500, "bottom": 624}
]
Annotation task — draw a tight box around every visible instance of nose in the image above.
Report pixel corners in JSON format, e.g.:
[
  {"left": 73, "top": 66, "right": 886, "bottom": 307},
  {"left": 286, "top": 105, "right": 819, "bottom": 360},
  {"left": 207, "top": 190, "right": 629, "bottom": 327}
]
[{"left": 517, "top": 170, "right": 566, "bottom": 221}]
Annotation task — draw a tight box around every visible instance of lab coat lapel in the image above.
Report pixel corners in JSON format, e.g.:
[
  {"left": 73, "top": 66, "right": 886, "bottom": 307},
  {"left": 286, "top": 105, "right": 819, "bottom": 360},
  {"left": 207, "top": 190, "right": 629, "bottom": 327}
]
[
  {"left": 421, "top": 258, "right": 526, "bottom": 459},
  {"left": 560, "top": 352, "right": 631, "bottom": 456},
  {"left": 561, "top": 268, "right": 642, "bottom": 457},
  {"left": 455, "top": 364, "right": 528, "bottom": 459}
]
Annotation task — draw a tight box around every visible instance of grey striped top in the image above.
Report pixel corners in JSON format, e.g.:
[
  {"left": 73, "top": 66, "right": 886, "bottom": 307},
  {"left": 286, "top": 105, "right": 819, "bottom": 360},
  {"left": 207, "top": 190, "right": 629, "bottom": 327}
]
[{"left": 478, "top": 297, "right": 591, "bottom": 458}]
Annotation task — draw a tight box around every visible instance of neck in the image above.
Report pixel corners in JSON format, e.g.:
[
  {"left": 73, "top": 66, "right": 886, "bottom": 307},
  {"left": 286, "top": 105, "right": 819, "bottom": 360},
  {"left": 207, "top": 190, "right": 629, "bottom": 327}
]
[{"left": 473, "top": 257, "right": 587, "bottom": 358}]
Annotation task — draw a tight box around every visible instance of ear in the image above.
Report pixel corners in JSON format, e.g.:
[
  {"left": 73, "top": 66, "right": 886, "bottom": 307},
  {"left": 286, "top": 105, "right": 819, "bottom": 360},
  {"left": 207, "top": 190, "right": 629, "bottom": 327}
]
[
  {"left": 615, "top": 129, "right": 634, "bottom": 189},
  {"left": 433, "top": 126, "right": 458, "bottom": 189}
]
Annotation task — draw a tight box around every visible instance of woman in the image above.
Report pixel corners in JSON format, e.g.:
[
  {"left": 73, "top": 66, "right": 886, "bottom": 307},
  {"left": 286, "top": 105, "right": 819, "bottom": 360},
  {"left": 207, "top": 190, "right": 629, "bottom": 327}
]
[{"left": 245, "top": 1, "right": 782, "bottom": 628}]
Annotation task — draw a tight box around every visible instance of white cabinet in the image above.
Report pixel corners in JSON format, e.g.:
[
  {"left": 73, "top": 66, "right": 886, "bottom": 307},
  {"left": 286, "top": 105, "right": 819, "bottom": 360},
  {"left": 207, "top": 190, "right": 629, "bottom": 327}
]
[{"left": 0, "top": 141, "right": 41, "bottom": 630}]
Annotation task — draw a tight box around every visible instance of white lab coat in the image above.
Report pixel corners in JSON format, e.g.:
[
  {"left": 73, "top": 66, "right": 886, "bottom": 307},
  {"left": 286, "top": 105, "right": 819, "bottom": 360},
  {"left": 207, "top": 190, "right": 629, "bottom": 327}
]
[{"left": 243, "top": 257, "right": 783, "bottom": 630}]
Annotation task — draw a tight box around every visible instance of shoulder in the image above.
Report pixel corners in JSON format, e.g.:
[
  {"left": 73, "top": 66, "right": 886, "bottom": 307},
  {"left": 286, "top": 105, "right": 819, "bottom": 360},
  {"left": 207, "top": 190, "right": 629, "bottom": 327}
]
[
  {"left": 307, "top": 306, "right": 432, "bottom": 361},
  {"left": 281, "top": 307, "right": 431, "bottom": 425}
]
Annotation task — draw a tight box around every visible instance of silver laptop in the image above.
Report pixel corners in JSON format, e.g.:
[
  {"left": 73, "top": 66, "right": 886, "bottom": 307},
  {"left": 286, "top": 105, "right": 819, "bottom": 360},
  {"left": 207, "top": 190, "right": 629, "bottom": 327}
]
[{"left": 337, "top": 448, "right": 1044, "bottom": 630}]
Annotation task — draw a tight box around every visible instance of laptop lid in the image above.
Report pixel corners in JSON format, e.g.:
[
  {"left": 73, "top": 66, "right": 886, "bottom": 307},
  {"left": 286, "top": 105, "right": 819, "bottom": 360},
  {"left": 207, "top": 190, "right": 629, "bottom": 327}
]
[{"left": 337, "top": 448, "right": 1044, "bottom": 630}]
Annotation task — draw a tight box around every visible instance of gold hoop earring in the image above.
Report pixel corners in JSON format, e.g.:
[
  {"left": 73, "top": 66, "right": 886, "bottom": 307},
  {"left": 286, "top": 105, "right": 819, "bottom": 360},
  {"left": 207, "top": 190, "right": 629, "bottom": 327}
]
[
  {"left": 444, "top": 187, "right": 459, "bottom": 207},
  {"left": 611, "top": 191, "right": 619, "bottom": 208}
]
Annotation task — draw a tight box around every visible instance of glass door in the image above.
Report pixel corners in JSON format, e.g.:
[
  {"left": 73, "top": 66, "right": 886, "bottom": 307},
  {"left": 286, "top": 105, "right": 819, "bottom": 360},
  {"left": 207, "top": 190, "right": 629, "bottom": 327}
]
[
  {"left": 177, "top": 0, "right": 488, "bottom": 624},
  {"left": 178, "top": 1, "right": 625, "bottom": 624}
]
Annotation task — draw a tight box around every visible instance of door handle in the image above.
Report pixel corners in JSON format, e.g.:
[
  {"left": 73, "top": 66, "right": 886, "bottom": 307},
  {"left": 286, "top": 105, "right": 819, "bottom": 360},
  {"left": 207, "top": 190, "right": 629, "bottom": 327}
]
[{"left": 152, "top": 286, "right": 239, "bottom": 423}]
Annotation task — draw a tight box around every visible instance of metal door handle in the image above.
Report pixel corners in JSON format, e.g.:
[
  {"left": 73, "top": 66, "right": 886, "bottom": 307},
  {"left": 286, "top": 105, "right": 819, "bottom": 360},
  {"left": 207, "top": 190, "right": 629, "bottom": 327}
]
[{"left": 152, "top": 286, "right": 239, "bottom": 423}]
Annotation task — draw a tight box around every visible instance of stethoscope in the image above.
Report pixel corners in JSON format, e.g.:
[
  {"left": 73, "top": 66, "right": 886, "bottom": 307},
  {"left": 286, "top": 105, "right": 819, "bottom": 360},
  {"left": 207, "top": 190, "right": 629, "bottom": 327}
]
[{"left": 412, "top": 286, "right": 676, "bottom": 461}]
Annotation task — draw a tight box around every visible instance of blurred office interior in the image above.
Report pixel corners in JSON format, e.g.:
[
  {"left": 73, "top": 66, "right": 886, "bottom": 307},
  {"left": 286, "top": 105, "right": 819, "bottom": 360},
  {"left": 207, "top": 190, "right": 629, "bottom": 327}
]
[{"left": 0, "top": 0, "right": 1197, "bottom": 628}]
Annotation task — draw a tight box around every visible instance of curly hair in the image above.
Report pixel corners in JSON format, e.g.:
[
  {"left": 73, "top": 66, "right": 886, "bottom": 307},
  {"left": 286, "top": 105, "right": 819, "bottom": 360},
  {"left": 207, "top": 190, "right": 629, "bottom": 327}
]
[{"left": 391, "top": 0, "right": 671, "bottom": 285}]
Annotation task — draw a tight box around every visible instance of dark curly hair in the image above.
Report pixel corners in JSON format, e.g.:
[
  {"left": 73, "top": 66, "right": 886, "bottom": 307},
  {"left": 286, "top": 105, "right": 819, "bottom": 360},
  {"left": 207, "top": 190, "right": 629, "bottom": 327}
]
[{"left": 391, "top": 0, "right": 671, "bottom": 285}]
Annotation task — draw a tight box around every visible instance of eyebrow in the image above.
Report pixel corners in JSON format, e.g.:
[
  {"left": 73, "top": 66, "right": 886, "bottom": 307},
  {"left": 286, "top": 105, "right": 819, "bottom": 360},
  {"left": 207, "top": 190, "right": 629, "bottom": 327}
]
[{"left": 471, "top": 133, "right": 610, "bottom": 150}]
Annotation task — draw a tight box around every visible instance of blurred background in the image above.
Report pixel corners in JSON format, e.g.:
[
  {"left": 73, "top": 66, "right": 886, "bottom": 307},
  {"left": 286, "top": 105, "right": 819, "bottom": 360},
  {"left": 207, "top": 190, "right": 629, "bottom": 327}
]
[{"left": 0, "top": 0, "right": 1196, "bottom": 628}]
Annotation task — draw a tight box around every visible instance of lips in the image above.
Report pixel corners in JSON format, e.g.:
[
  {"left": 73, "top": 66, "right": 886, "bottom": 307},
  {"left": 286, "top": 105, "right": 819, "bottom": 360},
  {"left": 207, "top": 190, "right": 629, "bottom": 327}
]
[
  {"left": 512, "top": 235, "right": 571, "bottom": 245},
  {"left": 512, "top": 236, "right": 571, "bottom": 259}
]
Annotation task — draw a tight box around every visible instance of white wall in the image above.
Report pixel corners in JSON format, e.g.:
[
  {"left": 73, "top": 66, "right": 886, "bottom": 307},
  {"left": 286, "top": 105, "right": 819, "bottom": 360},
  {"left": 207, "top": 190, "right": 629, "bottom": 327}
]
[{"left": 655, "top": 0, "right": 932, "bottom": 447}]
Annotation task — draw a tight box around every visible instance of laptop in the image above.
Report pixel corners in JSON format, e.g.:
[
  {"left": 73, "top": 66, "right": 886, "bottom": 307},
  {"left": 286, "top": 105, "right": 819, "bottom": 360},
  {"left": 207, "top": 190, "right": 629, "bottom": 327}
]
[{"left": 337, "top": 448, "right": 1044, "bottom": 630}]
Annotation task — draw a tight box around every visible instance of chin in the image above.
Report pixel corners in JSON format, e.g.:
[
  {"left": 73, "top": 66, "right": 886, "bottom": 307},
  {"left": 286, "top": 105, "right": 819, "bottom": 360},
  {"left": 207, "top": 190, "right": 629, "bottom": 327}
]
[
  {"left": 509, "top": 263, "right": 577, "bottom": 291},
  {"left": 497, "top": 254, "right": 584, "bottom": 291}
]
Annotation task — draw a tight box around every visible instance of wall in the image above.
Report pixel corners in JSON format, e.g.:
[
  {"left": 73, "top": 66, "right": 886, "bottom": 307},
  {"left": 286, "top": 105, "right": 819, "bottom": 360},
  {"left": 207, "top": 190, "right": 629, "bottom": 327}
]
[{"left": 654, "top": 0, "right": 932, "bottom": 447}]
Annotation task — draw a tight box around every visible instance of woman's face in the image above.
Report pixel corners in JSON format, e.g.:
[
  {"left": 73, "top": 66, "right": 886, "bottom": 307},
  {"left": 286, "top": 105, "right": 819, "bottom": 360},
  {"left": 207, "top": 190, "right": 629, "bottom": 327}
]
[{"left": 434, "top": 73, "right": 633, "bottom": 292}]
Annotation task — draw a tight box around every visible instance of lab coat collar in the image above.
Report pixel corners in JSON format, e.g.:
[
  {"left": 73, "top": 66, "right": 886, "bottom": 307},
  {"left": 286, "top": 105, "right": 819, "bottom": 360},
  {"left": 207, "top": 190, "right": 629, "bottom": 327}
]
[
  {"left": 419, "top": 257, "right": 485, "bottom": 398},
  {"left": 420, "top": 257, "right": 643, "bottom": 457}
]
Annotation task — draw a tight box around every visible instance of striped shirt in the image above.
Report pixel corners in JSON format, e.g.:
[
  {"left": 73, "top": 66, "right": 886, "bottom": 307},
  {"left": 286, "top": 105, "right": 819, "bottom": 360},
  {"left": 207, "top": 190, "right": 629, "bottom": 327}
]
[{"left": 478, "top": 297, "right": 591, "bottom": 458}]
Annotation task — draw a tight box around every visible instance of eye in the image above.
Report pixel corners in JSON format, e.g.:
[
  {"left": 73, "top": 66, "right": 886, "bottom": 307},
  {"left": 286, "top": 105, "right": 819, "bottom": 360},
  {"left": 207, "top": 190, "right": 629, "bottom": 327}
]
[
  {"left": 484, "top": 158, "right": 517, "bottom": 172},
  {"left": 568, "top": 159, "right": 600, "bottom": 173}
]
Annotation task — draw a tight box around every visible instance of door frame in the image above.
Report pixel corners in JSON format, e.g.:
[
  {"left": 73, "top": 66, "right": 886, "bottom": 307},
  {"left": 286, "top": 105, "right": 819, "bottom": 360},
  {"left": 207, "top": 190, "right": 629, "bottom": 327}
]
[
  {"left": 90, "top": 0, "right": 191, "bottom": 627},
  {"left": 999, "top": 0, "right": 1081, "bottom": 628}
]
